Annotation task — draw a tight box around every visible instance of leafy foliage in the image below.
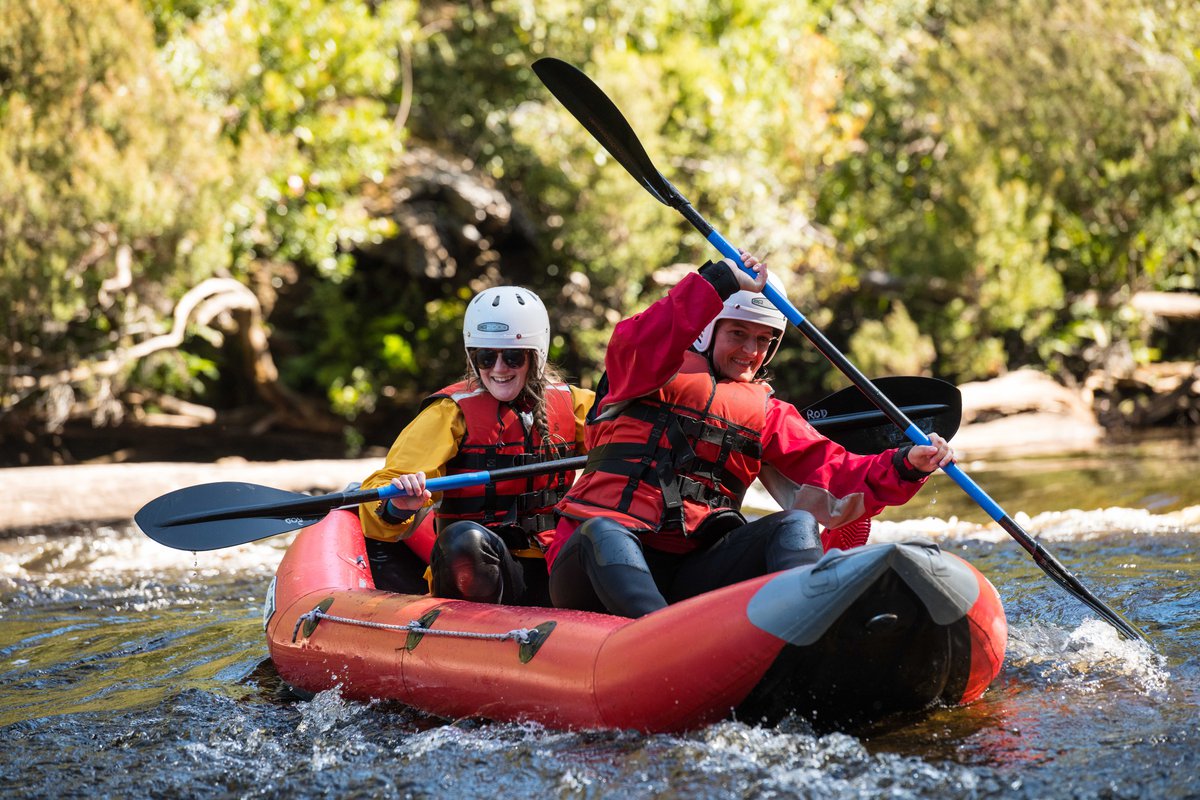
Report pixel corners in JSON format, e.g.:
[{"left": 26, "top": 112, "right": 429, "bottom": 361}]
[
  {"left": 3, "top": 0, "right": 1198, "bottom": 459},
  {"left": 817, "top": 0, "right": 1200, "bottom": 379},
  {"left": 1, "top": 0, "right": 242, "bottom": 424}
]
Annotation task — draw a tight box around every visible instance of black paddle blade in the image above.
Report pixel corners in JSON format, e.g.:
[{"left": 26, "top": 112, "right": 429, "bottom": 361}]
[
  {"left": 135, "top": 482, "right": 332, "bottom": 551},
  {"left": 533, "top": 57, "right": 682, "bottom": 208},
  {"left": 804, "top": 376, "right": 962, "bottom": 455}
]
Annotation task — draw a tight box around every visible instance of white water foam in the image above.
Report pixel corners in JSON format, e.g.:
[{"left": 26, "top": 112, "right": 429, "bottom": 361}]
[
  {"left": 0, "top": 521, "right": 292, "bottom": 583},
  {"left": 1006, "top": 618, "right": 1170, "bottom": 696},
  {"left": 687, "top": 721, "right": 988, "bottom": 798},
  {"left": 870, "top": 505, "right": 1200, "bottom": 543}
]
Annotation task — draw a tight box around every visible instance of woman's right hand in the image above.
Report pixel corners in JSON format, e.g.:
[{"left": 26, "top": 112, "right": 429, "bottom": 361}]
[
  {"left": 724, "top": 249, "right": 768, "bottom": 293},
  {"left": 387, "top": 472, "right": 431, "bottom": 510}
]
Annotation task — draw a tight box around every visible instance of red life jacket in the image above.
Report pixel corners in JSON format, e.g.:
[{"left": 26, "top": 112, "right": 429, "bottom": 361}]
[
  {"left": 426, "top": 381, "right": 579, "bottom": 552},
  {"left": 558, "top": 352, "right": 768, "bottom": 551}
]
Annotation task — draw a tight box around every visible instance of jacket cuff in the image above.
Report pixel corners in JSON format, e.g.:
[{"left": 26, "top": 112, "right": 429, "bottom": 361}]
[
  {"left": 375, "top": 499, "right": 416, "bottom": 526},
  {"left": 892, "top": 445, "right": 933, "bottom": 482},
  {"left": 698, "top": 260, "right": 740, "bottom": 300}
]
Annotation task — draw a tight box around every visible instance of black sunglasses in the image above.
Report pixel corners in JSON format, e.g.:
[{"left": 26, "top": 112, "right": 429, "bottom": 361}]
[{"left": 472, "top": 348, "right": 530, "bottom": 370}]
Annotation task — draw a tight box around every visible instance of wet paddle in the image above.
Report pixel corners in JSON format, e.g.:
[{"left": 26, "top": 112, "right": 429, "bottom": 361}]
[
  {"left": 533, "top": 56, "right": 1148, "bottom": 643},
  {"left": 804, "top": 376, "right": 960, "bottom": 455},
  {"left": 137, "top": 455, "right": 588, "bottom": 551}
]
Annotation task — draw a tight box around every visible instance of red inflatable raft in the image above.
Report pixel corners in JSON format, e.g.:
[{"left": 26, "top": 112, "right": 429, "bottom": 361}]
[{"left": 264, "top": 509, "right": 1006, "bottom": 732}]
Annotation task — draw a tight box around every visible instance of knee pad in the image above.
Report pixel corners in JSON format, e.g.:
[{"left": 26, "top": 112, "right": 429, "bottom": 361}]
[
  {"left": 430, "top": 521, "right": 514, "bottom": 603},
  {"left": 769, "top": 510, "right": 822, "bottom": 553},
  {"left": 435, "top": 522, "right": 504, "bottom": 560},
  {"left": 575, "top": 518, "right": 652, "bottom": 571}
]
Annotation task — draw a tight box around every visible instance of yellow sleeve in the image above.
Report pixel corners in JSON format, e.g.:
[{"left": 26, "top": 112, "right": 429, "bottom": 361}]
[
  {"left": 569, "top": 385, "right": 596, "bottom": 452},
  {"left": 358, "top": 398, "right": 465, "bottom": 542}
]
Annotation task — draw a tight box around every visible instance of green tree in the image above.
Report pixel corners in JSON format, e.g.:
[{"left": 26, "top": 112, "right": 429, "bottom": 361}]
[
  {"left": 2, "top": 0, "right": 425, "bottom": 453},
  {"left": 1, "top": 0, "right": 242, "bottom": 436},
  {"left": 6, "top": 0, "right": 1199, "bottom": 463},
  {"left": 817, "top": 0, "right": 1200, "bottom": 380}
]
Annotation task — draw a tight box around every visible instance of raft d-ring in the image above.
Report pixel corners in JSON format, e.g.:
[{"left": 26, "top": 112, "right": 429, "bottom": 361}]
[
  {"left": 293, "top": 598, "right": 335, "bottom": 642},
  {"left": 405, "top": 609, "right": 442, "bottom": 651},
  {"left": 518, "top": 621, "right": 557, "bottom": 664}
]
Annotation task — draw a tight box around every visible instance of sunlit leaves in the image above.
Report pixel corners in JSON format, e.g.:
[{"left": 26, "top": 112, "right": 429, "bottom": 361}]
[
  {"left": 7, "top": 0, "right": 1199, "bottom": 437},
  {"left": 819, "top": 0, "right": 1200, "bottom": 381}
]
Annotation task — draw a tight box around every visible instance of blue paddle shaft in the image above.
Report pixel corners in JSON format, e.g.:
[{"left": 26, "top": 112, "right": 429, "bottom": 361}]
[
  {"left": 372, "top": 455, "right": 588, "bottom": 506},
  {"left": 378, "top": 470, "right": 498, "bottom": 499},
  {"left": 705, "top": 229, "right": 808, "bottom": 325}
]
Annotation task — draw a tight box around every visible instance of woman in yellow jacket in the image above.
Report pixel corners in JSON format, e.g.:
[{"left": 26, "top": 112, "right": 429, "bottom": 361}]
[{"left": 359, "top": 286, "right": 594, "bottom": 605}]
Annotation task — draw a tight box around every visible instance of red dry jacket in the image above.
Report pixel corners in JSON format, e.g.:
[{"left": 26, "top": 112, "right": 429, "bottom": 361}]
[{"left": 549, "top": 271, "right": 925, "bottom": 563}]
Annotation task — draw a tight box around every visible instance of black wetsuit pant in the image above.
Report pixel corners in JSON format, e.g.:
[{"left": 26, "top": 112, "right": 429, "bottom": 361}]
[
  {"left": 367, "top": 521, "right": 549, "bottom": 605},
  {"left": 548, "top": 510, "right": 823, "bottom": 618},
  {"left": 364, "top": 535, "right": 429, "bottom": 595}
]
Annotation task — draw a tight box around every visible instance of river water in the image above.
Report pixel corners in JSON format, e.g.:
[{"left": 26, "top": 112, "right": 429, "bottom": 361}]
[{"left": 1, "top": 440, "right": 1198, "bottom": 798}]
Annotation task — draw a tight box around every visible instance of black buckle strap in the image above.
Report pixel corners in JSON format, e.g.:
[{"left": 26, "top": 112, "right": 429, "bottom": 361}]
[
  {"left": 439, "top": 493, "right": 519, "bottom": 516},
  {"left": 655, "top": 414, "right": 698, "bottom": 531},
  {"left": 585, "top": 443, "right": 748, "bottom": 499},
  {"left": 448, "top": 451, "right": 524, "bottom": 471},
  {"left": 515, "top": 485, "right": 570, "bottom": 514},
  {"left": 615, "top": 407, "right": 672, "bottom": 517},
  {"left": 449, "top": 444, "right": 578, "bottom": 473},
  {"left": 677, "top": 476, "right": 737, "bottom": 509},
  {"left": 441, "top": 487, "right": 566, "bottom": 518},
  {"left": 620, "top": 402, "right": 763, "bottom": 458},
  {"left": 673, "top": 415, "right": 763, "bottom": 458},
  {"left": 584, "top": 442, "right": 740, "bottom": 528}
]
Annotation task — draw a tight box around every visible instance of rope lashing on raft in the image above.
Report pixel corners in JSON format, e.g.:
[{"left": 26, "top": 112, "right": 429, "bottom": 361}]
[{"left": 291, "top": 605, "right": 537, "bottom": 645}]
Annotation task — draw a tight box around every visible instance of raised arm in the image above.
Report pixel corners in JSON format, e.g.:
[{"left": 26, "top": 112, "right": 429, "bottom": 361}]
[{"left": 600, "top": 256, "right": 766, "bottom": 408}]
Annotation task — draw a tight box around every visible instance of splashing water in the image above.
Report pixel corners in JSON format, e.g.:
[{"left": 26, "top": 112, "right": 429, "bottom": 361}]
[{"left": 2, "top": 447, "right": 1199, "bottom": 799}]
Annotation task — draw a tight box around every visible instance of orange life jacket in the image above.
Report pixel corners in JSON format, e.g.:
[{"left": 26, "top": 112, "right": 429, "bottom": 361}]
[
  {"left": 558, "top": 352, "right": 768, "bottom": 547},
  {"left": 427, "top": 381, "right": 579, "bottom": 551}
]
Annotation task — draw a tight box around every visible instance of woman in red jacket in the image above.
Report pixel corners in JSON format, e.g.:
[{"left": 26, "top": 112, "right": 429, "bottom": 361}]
[
  {"left": 547, "top": 254, "right": 953, "bottom": 617},
  {"left": 359, "top": 286, "right": 594, "bottom": 605}
]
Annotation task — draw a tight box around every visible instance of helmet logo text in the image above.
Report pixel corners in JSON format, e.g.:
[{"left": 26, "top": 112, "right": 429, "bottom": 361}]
[{"left": 477, "top": 322, "right": 510, "bottom": 332}]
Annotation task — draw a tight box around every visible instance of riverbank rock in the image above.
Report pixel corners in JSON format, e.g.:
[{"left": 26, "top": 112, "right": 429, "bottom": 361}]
[
  {"left": 1086, "top": 361, "right": 1200, "bottom": 430},
  {"left": 950, "top": 369, "right": 1104, "bottom": 458}
]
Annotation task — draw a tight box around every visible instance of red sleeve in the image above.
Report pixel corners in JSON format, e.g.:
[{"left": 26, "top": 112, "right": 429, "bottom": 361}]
[
  {"left": 599, "top": 272, "right": 724, "bottom": 410},
  {"left": 757, "top": 398, "right": 925, "bottom": 529}
]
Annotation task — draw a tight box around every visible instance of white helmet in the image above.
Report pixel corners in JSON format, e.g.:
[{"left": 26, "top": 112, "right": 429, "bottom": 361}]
[
  {"left": 694, "top": 272, "right": 788, "bottom": 366},
  {"left": 463, "top": 286, "right": 551, "bottom": 375}
]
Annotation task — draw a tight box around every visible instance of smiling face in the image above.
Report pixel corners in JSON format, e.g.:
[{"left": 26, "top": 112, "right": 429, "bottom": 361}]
[
  {"left": 710, "top": 319, "right": 779, "bottom": 382},
  {"left": 472, "top": 348, "right": 532, "bottom": 403}
]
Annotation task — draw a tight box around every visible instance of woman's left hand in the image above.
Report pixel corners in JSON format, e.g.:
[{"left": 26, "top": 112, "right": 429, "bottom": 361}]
[
  {"left": 907, "top": 432, "right": 955, "bottom": 473},
  {"left": 387, "top": 472, "right": 431, "bottom": 510}
]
